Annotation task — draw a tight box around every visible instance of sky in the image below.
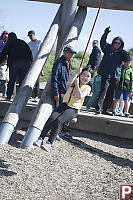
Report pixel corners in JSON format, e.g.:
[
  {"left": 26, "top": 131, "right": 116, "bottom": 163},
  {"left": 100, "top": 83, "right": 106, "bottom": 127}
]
[{"left": 0, "top": 0, "right": 133, "bottom": 53}]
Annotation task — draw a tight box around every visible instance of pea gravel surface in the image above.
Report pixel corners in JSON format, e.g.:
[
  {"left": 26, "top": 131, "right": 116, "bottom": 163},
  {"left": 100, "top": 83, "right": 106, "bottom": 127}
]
[{"left": 0, "top": 128, "right": 133, "bottom": 200}]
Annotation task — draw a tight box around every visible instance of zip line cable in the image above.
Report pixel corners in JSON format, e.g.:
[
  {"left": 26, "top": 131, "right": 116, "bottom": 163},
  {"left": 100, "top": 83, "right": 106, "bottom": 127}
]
[{"left": 79, "top": 0, "right": 103, "bottom": 68}]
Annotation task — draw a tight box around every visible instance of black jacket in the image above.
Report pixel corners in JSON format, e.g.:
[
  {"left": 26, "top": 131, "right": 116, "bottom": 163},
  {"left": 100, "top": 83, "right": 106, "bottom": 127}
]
[
  {"left": 0, "top": 33, "right": 33, "bottom": 66},
  {"left": 98, "top": 34, "right": 130, "bottom": 80},
  {"left": 88, "top": 45, "right": 101, "bottom": 69}
]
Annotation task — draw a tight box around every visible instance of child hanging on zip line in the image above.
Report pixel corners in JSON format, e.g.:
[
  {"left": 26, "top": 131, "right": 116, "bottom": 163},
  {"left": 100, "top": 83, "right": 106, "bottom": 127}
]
[{"left": 34, "top": 66, "right": 91, "bottom": 152}]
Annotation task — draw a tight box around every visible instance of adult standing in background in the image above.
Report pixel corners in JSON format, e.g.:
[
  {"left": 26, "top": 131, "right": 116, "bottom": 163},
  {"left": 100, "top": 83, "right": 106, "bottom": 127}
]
[
  {"left": 87, "top": 40, "right": 101, "bottom": 74},
  {"left": 95, "top": 26, "right": 130, "bottom": 114},
  {"left": 0, "top": 31, "right": 9, "bottom": 98},
  {"left": 0, "top": 32, "right": 33, "bottom": 100},
  {"left": 28, "top": 30, "right": 42, "bottom": 102},
  {"left": 0, "top": 30, "right": 8, "bottom": 56}
]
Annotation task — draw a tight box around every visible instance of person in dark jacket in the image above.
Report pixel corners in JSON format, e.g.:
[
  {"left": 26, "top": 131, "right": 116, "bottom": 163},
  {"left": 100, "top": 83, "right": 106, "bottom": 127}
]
[
  {"left": 51, "top": 45, "right": 76, "bottom": 138},
  {"left": 95, "top": 26, "right": 130, "bottom": 114},
  {"left": 0, "top": 32, "right": 33, "bottom": 100},
  {"left": 87, "top": 40, "right": 101, "bottom": 72}
]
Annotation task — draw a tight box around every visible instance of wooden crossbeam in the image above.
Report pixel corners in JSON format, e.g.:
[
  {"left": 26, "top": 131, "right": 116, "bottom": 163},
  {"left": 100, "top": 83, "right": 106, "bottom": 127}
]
[{"left": 28, "top": 0, "right": 133, "bottom": 11}]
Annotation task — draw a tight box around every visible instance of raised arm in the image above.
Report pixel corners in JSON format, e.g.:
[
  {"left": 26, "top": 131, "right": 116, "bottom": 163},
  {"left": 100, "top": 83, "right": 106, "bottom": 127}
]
[
  {"left": 67, "top": 68, "right": 82, "bottom": 86},
  {"left": 100, "top": 26, "right": 111, "bottom": 53}
]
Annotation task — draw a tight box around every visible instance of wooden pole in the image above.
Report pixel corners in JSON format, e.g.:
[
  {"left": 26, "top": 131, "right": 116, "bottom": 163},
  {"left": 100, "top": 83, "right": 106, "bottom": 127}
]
[
  {"left": 29, "top": 0, "right": 133, "bottom": 11},
  {"left": 55, "top": 0, "right": 78, "bottom": 58},
  {"left": 0, "top": 6, "right": 62, "bottom": 144},
  {"left": 20, "top": 6, "right": 87, "bottom": 149}
]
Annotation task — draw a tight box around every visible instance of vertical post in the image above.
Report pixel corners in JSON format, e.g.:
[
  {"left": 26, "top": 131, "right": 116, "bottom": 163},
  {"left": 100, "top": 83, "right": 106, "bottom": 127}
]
[
  {"left": 0, "top": 6, "right": 62, "bottom": 144},
  {"left": 55, "top": 0, "right": 78, "bottom": 58},
  {"left": 20, "top": 6, "right": 87, "bottom": 149}
]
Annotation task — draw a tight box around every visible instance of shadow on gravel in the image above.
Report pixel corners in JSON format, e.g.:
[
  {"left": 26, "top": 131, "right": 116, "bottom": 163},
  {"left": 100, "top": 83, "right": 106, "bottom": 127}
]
[
  {"left": 63, "top": 136, "right": 133, "bottom": 170},
  {"left": 70, "top": 129, "right": 133, "bottom": 150},
  {"left": 9, "top": 130, "right": 25, "bottom": 148},
  {"left": 0, "top": 159, "right": 17, "bottom": 177}
]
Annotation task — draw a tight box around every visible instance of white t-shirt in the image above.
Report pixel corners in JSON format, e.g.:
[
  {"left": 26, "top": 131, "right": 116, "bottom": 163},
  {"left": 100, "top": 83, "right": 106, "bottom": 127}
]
[
  {"left": 0, "top": 64, "right": 9, "bottom": 81},
  {"left": 28, "top": 40, "right": 41, "bottom": 59}
]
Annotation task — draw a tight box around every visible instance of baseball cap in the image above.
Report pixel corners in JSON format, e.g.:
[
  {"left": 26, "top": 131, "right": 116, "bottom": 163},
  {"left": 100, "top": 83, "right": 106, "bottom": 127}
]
[
  {"left": 63, "top": 45, "right": 77, "bottom": 54},
  {"left": 27, "top": 30, "right": 35, "bottom": 36}
]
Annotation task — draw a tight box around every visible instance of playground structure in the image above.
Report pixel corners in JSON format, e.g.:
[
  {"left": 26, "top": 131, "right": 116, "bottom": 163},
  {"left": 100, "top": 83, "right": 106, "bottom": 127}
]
[{"left": 0, "top": 0, "right": 133, "bottom": 149}]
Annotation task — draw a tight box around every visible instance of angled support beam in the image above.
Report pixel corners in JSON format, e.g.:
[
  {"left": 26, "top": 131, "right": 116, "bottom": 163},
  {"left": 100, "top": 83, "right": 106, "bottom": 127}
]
[
  {"left": 28, "top": 0, "right": 133, "bottom": 11},
  {"left": 55, "top": 0, "right": 78, "bottom": 58},
  {"left": 20, "top": 6, "right": 87, "bottom": 149},
  {"left": 0, "top": 6, "right": 62, "bottom": 144}
]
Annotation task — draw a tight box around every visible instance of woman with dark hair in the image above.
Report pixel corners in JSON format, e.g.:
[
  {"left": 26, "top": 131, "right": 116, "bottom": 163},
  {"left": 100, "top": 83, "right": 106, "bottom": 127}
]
[{"left": 34, "top": 67, "right": 91, "bottom": 152}]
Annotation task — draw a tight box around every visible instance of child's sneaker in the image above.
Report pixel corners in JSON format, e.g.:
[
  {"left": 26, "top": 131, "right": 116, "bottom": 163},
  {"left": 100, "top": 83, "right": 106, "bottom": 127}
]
[
  {"left": 124, "top": 113, "right": 129, "bottom": 118},
  {"left": 41, "top": 141, "right": 52, "bottom": 152},
  {"left": 56, "top": 134, "right": 61, "bottom": 141},
  {"left": 33, "top": 137, "right": 43, "bottom": 147},
  {"left": 112, "top": 111, "right": 116, "bottom": 116}
]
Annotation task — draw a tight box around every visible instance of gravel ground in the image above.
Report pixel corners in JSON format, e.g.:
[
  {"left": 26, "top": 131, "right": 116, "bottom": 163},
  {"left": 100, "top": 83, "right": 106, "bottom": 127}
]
[{"left": 0, "top": 128, "right": 133, "bottom": 200}]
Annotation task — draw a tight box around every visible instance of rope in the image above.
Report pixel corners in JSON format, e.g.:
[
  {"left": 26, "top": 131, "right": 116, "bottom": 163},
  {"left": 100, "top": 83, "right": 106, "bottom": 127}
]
[{"left": 79, "top": 0, "right": 103, "bottom": 68}]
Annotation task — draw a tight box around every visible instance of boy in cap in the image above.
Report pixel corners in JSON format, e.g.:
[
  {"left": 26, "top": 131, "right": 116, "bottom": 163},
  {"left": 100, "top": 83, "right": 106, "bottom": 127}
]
[
  {"left": 28, "top": 30, "right": 42, "bottom": 102},
  {"left": 51, "top": 45, "right": 76, "bottom": 139},
  {"left": 112, "top": 55, "right": 133, "bottom": 117}
]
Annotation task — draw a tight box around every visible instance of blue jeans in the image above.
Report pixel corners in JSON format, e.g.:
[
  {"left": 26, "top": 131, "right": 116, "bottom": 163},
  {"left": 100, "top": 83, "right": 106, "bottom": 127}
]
[
  {"left": 0, "top": 80, "right": 7, "bottom": 96},
  {"left": 86, "top": 90, "right": 100, "bottom": 109}
]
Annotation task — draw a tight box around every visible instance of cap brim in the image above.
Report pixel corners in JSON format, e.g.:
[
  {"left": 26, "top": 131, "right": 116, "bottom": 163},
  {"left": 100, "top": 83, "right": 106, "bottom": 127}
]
[{"left": 69, "top": 50, "right": 77, "bottom": 54}]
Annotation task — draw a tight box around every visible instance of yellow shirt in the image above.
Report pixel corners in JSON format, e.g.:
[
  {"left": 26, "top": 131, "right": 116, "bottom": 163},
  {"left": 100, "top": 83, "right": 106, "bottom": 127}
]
[{"left": 63, "top": 85, "right": 91, "bottom": 110}]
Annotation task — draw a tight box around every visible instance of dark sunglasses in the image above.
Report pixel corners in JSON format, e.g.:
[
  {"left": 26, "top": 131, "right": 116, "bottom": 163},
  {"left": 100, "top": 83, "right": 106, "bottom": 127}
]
[{"left": 114, "top": 42, "right": 121, "bottom": 45}]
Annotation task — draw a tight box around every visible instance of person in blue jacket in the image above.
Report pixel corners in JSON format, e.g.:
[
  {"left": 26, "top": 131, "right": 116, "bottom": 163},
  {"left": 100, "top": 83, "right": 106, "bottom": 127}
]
[
  {"left": 51, "top": 45, "right": 76, "bottom": 138},
  {"left": 95, "top": 26, "right": 130, "bottom": 114},
  {"left": 86, "top": 66, "right": 101, "bottom": 110}
]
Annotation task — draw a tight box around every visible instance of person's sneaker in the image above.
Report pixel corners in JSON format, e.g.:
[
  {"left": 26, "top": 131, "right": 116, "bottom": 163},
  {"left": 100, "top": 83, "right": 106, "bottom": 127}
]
[
  {"left": 35, "top": 97, "right": 39, "bottom": 102},
  {"left": 6, "top": 97, "right": 11, "bottom": 101},
  {"left": 56, "top": 134, "right": 61, "bottom": 141},
  {"left": 32, "top": 97, "right": 39, "bottom": 102},
  {"left": 41, "top": 141, "right": 52, "bottom": 152},
  {"left": 33, "top": 137, "right": 43, "bottom": 147},
  {"left": 95, "top": 108, "right": 101, "bottom": 114},
  {"left": 96, "top": 110, "right": 101, "bottom": 114},
  {"left": 102, "top": 111, "right": 109, "bottom": 115},
  {"left": 112, "top": 111, "right": 116, "bottom": 116},
  {"left": 124, "top": 113, "right": 129, "bottom": 118},
  {"left": 117, "top": 111, "right": 123, "bottom": 116}
]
